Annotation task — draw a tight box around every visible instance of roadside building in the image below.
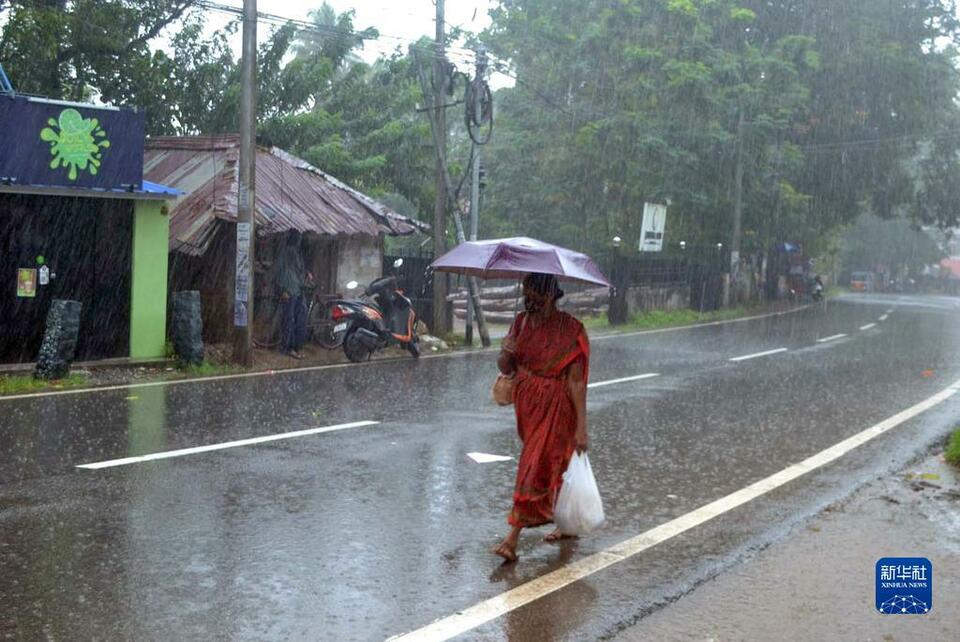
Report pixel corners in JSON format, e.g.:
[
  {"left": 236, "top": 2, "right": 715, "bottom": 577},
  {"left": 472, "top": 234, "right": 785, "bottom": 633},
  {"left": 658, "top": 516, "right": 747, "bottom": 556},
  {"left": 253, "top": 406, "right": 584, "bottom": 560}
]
[
  {"left": 144, "top": 135, "right": 427, "bottom": 343},
  {"left": 0, "top": 95, "right": 176, "bottom": 365}
]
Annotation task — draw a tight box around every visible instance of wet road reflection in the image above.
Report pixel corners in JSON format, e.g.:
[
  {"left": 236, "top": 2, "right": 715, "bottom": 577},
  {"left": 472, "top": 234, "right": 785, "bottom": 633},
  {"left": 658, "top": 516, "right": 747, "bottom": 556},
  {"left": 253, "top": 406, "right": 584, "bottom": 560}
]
[{"left": 1, "top": 295, "right": 959, "bottom": 640}]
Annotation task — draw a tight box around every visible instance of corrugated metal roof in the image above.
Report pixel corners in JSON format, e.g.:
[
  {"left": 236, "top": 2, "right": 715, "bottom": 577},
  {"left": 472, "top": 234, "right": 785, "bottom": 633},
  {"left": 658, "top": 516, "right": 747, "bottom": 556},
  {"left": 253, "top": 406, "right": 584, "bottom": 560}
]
[{"left": 144, "top": 134, "right": 427, "bottom": 255}]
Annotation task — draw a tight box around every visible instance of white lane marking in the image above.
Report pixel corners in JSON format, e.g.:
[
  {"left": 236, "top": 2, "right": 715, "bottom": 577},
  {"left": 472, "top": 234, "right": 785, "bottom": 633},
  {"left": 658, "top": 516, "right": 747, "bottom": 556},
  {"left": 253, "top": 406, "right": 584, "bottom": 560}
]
[
  {"left": 588, "top": 373, "right": 659, "bottom": 389},
  {"left": 728, "top": 348, "right": 788, "bottom": 362},
  {"left": 2, "top": 306, "right": 811, "bottom": 403},
  {"left": 817, "top": 334, "right": 847, "bottom": 343},
  {"left": 76, "top": 420, "right": 379, "bottom": 470},
  {"left": 879, "top": 315, "right": 889, "bottom": 322},
  {"left": 388, "top": 379, "right": 960, "bottom": 642},
  {"left": 467, "top": 452, "right": 514, "bottom": 464},
  {"left": 859, "top": 323, "right": 877, "bottom": 331},
  {"left": 592, "top": 304, "right": 810, "bottom": 342}
]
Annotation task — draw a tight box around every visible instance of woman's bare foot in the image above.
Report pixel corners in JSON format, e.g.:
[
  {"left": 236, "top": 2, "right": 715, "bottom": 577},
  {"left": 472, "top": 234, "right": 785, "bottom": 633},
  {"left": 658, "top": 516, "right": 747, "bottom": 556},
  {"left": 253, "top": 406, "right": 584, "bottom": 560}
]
[
  {"left": 492, "top": 526, "right": 522, "bottom": 563},
  {"left": 543, "top": 528, "right": 578, "bottom": 542},
  {"left": 492, "top": 542, "right": 518, "bottom": 563}
]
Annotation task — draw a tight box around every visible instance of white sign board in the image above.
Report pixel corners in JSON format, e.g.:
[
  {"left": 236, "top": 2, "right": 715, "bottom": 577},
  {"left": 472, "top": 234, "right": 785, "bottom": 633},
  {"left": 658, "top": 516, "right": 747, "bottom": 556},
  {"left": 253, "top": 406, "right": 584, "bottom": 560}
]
[
  {"left": 234, "top": 222, "right": 252, "bottom": 327},
  {"left": 639, "top": 202, "right": 667, "bottom": 252}
]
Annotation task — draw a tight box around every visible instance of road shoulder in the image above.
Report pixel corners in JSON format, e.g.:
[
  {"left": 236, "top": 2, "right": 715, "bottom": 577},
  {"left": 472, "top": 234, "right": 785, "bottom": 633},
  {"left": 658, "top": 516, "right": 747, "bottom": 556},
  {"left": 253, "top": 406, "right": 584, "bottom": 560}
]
[{"left": 611, "top": 444, "right": 960, "bottom": 641}]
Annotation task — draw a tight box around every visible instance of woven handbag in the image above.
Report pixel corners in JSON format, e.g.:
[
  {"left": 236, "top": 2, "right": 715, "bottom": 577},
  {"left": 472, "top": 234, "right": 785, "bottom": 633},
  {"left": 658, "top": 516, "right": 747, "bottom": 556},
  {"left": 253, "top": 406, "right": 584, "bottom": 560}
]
[
  {"left": 492, "top": 314, "right": 527, "bottom": 406},
  {"left": 492, "top": 373, "right": 515, "bottom": 406}
]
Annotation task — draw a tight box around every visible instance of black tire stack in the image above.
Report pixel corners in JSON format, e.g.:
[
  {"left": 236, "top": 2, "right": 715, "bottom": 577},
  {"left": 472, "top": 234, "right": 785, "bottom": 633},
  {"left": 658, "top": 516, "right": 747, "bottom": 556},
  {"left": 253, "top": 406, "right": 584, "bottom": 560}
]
[
  {"left": 35, "top": 299, "right": 82, "bottom": 380},
  {"left": 171, "top": 291, "right": 204, "bottom": 366}
]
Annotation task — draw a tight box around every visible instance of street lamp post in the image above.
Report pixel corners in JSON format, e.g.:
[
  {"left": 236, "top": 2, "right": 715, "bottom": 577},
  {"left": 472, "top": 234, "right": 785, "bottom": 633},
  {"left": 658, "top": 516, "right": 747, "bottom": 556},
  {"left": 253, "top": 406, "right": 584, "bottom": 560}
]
[
  {"left": 679, "top": 239, "right": 688, "bottom": 288},
  {"left": 608, "top": 236, "right": 628, "bottom": 325},
  {"left": 717, "top": 242, "right": 729, "bottom": 308}
]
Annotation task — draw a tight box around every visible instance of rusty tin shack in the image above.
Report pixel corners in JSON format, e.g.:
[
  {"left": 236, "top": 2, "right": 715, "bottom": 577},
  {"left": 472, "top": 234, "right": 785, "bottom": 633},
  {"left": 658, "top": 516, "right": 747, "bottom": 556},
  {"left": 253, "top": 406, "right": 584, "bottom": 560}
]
[{"left": 144, "top": 135, "right": 426, "bottom": 343}]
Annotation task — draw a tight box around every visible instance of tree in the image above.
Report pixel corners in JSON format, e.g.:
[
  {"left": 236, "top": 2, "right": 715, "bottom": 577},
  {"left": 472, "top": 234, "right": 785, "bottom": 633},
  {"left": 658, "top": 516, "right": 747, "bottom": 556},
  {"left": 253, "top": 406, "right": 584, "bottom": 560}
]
[
  {"left": 482, "top": 0, "right": 815, "bottom": 255},
  {"left": 0, "top": 1, "right": 440, "bottom": 225},
  {"left": 840, "top": 214, "right": 944, "bottom": 278},
  {"left": 258, "top": 17, "right": 437, "bottom": 222},
  {"left": 0, "top": 1, "right": 195, "bottom": 102},
  {"left": 479, "top": 0, "right": 960, "bottom": 258}
]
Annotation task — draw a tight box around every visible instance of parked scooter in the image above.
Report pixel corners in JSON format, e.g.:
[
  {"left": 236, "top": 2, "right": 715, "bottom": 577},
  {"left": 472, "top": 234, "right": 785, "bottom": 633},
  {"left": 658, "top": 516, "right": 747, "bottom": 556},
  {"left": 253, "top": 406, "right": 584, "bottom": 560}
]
[{"left": 330, "top": 259, "right": 420, "bottom": 363}]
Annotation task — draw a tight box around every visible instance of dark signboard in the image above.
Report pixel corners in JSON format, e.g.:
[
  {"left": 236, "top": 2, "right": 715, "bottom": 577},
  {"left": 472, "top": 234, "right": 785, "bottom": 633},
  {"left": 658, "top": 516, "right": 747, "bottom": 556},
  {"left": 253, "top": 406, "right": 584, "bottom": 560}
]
[{"left": 0, "top": 95, "right": 144, "bottom": 190}]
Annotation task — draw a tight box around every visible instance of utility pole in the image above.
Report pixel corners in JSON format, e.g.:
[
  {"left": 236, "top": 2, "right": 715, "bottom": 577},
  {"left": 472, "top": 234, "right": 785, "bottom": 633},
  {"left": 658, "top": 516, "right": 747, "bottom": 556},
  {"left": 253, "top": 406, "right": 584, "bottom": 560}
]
[
  {"left": 415, "top": 55, "right": 491, "bottom": 348},
  {"left": 233, "top": 0, "right": 256, "bottom": 366},
  {"left": 432, "top": 0, "right": 449, "bottom": 337},
  {"left": 465, "top": 48, "right": 486, "bottom": 346}
]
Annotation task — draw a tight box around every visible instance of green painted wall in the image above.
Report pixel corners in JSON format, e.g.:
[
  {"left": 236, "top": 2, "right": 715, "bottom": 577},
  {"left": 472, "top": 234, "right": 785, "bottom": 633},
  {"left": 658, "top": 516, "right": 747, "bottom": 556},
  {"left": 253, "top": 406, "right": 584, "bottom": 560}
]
[{"left": 130, "top": 200, "right": 169, "bottom": 359}]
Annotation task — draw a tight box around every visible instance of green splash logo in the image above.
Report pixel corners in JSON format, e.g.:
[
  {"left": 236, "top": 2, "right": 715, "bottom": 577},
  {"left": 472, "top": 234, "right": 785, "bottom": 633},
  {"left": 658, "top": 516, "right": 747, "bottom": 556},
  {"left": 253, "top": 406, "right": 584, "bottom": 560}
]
[{"left": 40, "top": 108, "right": 111, "bottom": 180}]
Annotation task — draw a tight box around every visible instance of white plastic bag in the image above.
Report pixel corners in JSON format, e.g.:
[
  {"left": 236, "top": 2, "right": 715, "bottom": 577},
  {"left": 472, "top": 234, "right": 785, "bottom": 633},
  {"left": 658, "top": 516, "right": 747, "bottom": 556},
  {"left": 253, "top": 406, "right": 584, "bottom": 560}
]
[{"left": 554, "top": 452, "right": 605, "bottom": 535}]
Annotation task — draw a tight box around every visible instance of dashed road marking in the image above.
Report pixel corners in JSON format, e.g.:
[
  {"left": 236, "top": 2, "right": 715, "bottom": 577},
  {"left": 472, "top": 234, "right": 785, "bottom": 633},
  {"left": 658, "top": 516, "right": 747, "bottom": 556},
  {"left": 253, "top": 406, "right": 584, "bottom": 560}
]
[
  {"left": 860, "top": 323, "right": 877, "bottom": 331},
  {"left": 76, "top": 420, "right": 380, "bottom": 469},
  {"left": 728, "top": 348, "right": 788, "bottom": 362},
  {"left": 466, "top": 452, "right": 514, "bottom": 464},
  {"left": 588, "top": 373, "right": 660, "bottom": 388},
  {"left": 817, "top": 334, "right": 847, "bottom": 343}
]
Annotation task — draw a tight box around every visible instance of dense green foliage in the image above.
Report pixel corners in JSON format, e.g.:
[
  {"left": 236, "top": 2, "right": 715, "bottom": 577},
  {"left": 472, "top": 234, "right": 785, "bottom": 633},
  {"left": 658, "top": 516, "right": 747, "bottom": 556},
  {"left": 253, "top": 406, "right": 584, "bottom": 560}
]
[
  {"left": 839, "top": 214, "right": 944, "bottom": 276},
  {"left": 3, "top": 0, "right": 959, "bottom": 251},
  {"left": 0, "top": 2, "right": 438, "bottom": 215},
  {"left": 482, "top": 0, "right": 960, "bottom": 256}
]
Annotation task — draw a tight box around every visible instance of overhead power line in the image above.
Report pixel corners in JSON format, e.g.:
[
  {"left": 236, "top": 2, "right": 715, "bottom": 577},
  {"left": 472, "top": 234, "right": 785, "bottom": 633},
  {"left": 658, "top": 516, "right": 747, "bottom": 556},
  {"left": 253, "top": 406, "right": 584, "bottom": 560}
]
[
  {"left": 195, "top": 0, "right": 479, "bottom": 66},
  {"left": 29, "top": 0, "right": 947, "bottom": 156}
]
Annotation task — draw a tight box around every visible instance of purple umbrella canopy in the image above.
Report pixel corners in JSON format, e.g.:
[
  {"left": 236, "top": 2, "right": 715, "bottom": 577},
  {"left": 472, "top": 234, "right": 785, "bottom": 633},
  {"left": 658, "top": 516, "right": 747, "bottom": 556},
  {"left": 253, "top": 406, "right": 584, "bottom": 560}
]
[{"left": 431, "top": 237, "right": 611, "bottom": 287}]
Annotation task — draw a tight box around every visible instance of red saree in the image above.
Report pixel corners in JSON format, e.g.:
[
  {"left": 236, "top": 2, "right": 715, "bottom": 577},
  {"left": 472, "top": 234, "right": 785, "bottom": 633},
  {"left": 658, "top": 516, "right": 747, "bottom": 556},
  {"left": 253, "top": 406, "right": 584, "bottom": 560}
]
[{"left": 507, "top": 310, "right": 590, "bottom": 528}]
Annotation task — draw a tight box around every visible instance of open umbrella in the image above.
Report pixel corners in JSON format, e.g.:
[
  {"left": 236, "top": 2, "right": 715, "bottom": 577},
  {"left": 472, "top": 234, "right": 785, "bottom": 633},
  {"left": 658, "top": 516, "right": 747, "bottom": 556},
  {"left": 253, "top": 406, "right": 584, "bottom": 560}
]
[{"left": 430, "top": 237, "right": 611, "bottom": 287}]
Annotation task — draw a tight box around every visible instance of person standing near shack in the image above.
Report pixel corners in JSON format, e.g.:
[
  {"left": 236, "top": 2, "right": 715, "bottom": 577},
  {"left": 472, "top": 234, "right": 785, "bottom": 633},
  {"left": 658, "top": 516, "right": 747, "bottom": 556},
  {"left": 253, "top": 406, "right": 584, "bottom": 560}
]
[
  {"left": 493, "top": 273, "right": 590, "bottom": 563},
  {"left": 274, "top": 232, "right": 312, "bottom": 359}
]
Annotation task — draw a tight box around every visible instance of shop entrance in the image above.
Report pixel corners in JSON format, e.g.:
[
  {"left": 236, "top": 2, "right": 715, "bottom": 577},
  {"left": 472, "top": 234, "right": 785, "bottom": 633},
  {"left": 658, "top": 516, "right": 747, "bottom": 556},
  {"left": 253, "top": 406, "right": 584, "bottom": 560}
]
[{"left": 0, "top": 194, "right": 133, "bottom": 363}]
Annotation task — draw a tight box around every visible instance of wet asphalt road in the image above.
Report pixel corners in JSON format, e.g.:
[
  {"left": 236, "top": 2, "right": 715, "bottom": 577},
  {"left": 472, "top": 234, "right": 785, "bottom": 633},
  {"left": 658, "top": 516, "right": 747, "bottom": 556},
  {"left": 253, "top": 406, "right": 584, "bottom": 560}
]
[{"left": 2, "top": 294, "right": 960, "bottom": 641}]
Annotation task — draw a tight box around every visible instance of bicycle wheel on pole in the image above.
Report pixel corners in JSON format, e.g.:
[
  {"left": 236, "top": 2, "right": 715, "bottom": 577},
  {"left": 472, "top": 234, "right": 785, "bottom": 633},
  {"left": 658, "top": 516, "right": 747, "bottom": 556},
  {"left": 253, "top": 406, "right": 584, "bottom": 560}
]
[{"left": 253, "top": 297, "right": 283, "bottom": 349}]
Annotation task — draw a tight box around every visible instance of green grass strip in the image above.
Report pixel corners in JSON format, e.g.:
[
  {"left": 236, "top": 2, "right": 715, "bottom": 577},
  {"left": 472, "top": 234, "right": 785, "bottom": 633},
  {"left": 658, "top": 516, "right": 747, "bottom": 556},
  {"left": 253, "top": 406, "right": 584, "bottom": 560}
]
[
  {"left": 945, "top": 429, "right": 960, "bottom": 467},
  {"left": 0, "top": 373, "right": 88, "bottom": 395}
]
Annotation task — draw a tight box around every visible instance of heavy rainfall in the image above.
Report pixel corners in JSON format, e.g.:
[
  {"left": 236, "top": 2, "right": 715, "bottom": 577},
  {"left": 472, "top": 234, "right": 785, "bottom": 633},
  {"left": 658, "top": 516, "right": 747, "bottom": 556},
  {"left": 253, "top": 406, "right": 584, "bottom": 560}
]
[{"left": 1, "top": 1, "right": 960, "bottom": 640}]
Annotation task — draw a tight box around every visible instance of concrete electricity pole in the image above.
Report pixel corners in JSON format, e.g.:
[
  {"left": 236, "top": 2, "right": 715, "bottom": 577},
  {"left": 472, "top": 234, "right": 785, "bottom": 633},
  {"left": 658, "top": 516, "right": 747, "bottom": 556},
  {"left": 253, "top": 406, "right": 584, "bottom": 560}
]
[
  {"left": 414, "top": 54, "right": 491, "bottom": 348},
  {"left": 465, "top": 48, "right": 487, "bottom": 346},
  {"left": 431, "top": 0, "right": 449, "bottom": 336},
  {"left": 233, "top": 0, "right": 257, "bottom": 366}
]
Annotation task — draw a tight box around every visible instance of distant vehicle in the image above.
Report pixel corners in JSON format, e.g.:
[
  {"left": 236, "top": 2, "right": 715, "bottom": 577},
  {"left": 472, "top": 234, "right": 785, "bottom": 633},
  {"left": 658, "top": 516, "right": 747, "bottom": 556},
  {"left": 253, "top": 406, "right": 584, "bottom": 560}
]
[
  {"left": 812, "top": 276, "right": 824, "bottom": 301},
  {"left": 850, "top": 271, "right": 873, "bottom": 292}
]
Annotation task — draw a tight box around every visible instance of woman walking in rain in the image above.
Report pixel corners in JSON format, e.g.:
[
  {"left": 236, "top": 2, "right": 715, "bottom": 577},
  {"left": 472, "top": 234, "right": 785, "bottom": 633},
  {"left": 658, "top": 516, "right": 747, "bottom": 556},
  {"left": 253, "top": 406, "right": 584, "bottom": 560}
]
[{"left": 493, "top": 273, "right": 590, "bottom": 563}]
